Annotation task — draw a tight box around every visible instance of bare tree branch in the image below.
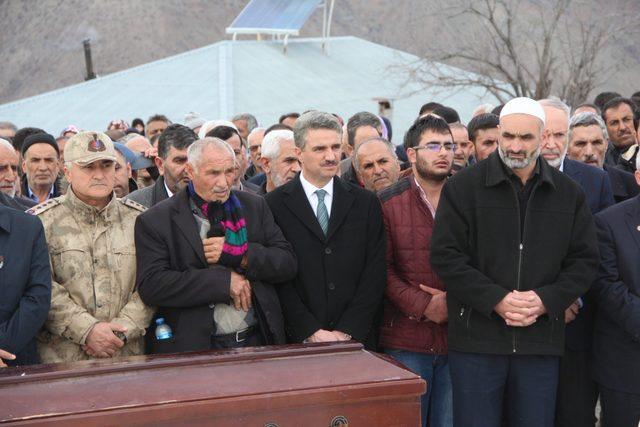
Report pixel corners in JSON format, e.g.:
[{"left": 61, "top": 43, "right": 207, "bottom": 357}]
[{"left": 394, "top": 0, "right": 640, "bottom": 108}]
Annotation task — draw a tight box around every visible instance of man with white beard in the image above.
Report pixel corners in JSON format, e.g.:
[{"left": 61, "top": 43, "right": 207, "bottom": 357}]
[
  {"left": 538, "top": 98, "right": 614, "bottom": 427},
  {"left": 256, "top": 130, "right": 301, "bottom": 195},
  {"left": 539, "top": 98, "right": 614, "bottom": 213}
]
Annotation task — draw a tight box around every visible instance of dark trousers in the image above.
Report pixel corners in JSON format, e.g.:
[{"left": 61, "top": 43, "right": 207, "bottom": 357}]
[
  {"left": 449, "top": 351, "right": 559, "bottom": 427},
  {"left": 599, "top": 385, "right": 640, "bottom": 427},
  {"left": 555, "top": 349, "right": 598, "bottom": 427}
]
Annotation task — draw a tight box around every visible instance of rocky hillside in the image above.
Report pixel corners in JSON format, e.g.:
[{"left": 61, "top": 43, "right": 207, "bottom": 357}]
[{"left": 1, "top": 0, "right": 638, "bottom": 105}]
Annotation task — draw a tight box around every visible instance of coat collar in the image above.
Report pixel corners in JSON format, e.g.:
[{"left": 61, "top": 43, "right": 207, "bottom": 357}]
[
  {"left": 485, "top": 150, "right": 555, "bottom": 189},
  {"left": 152, "top": 176, "right": 169, "bottom": 205},
  {"left": 624, "top": 195, "right": 640, "bottom": 252},
  {"left": 171, "top": 187, "right": 207, "bottom": 265},
  {"left": 562, "top": 158, "right": 582, "bottom": 180},
  {"left": 283, "top": 173, "right": 355, "bottom": 242},
  {"left": 62, "top": 186, "right": 119, "bottom": 224},
  {"left": 0, "top": 205, "right": 11, "bottom": 233},
  {"left": 602, "top": 164, "right": 626, "bottom": 199}
]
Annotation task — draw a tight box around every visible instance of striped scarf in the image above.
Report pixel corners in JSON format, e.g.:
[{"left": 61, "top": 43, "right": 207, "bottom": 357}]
[{"left": 188, "top": 183, "right": 248, "bottom": 268}]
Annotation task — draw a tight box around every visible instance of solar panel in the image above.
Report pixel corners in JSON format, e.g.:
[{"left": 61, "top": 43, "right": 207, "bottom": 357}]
[{"left": 226, "top": 0, "right": 320, "bottom": 35}]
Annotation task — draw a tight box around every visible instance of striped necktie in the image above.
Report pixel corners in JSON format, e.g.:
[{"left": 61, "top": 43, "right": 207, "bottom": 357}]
[{"left": 315, "top": 189, "right": 329, "bottom": 235}]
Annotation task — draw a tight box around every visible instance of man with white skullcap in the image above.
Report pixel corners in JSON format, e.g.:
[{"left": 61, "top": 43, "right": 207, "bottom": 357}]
[{"left": 430, "top": 97, "right": 599, "bottom": 427}]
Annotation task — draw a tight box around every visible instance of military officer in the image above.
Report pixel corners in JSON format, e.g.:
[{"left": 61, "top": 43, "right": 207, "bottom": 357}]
[{"left": 31, "top": 131, "right": 153, "bottom": 363}]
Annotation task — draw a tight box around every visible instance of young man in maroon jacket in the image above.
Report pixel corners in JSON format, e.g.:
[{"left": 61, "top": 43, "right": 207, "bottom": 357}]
[{"left": 378, "top": 115, "right": 454, "bottom": 427}]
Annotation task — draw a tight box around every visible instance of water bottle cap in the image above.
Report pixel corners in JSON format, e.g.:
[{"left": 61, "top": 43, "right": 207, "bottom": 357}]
[{"left": 155, "top": 317, "right": 165, "bottom": 325}]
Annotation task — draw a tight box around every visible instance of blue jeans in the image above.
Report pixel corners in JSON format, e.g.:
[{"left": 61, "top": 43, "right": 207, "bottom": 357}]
[
  {"left": 385, "top": 349, "right": 453, "bottom": 427},
  {"left": 448, "top": 351, "right": 559, "bottom": 427}
]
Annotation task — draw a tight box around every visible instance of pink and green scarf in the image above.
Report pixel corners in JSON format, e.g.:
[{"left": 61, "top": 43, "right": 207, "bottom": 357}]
[{"left": 188, "top": 183, "right": 248, "bottom": 268}]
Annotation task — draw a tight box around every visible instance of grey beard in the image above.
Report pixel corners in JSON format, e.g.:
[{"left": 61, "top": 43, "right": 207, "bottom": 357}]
[
  {"left": 4, "top": 187, "right": 16, "bottom": 198},
  {"left": 270, "top": 171, "right": 285, "bottom": 188},
  {"left": 542, "top": 145, "right": 568, "bottom": 169},
  {"left": 498, "top": 145, "right": 541, "bottom": 169}
]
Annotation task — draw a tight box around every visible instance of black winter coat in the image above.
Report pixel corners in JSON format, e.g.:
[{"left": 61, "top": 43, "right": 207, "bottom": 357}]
[
  {"left": 135, "top": 188, "right": 296, "bottom": 354},
  {"left": 430, "top": 151, "right": 599, "bottom": 356}
]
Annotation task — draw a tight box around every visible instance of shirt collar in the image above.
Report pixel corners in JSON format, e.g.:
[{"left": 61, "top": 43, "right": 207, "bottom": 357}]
[
  {"left": 300, "top": 172, "right": 334, "bottom": 199},
  {"left": 164, "top": 180, "right": 174, "bottom": 197},
  {"left": 412, "top": 175, "right": 436, "bottom": 218},
  {"left": 27, "top": 184, "right": 55, "bottom": 202}
]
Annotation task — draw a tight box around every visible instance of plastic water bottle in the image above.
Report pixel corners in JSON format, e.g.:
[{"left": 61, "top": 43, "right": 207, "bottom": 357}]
[{"left": 155, "top": 318, "right": 173, "bottom": 340}]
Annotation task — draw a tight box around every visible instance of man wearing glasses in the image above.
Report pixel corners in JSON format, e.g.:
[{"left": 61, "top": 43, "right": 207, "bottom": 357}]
[
  {"left": 378, "top": 115, "right": 455, "bottom": 427},
  {"left": 430, "top": 98, "right": 599, "bottom": 427}
]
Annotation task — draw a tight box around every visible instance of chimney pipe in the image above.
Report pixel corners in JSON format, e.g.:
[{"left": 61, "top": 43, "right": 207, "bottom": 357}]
[{"left": 83, "top": 39, "right": 96, "bottom": 81}]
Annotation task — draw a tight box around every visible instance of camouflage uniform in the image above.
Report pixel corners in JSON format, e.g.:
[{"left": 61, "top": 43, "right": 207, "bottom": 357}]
[{"left": 32, "top": 131, "right": 154, "bottom": 363}]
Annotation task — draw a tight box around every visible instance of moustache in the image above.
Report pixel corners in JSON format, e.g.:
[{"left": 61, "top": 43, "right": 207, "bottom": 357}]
[{"left": 320, "top": 161, "right": 338, "bottom": 167}]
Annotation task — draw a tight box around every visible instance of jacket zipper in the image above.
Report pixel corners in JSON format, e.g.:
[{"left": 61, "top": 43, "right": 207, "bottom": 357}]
[
  {"left": 514, "top": 241, "right": 523, "bottom": 353},
  {"left": 511, "top": 180, "right": 539, "bottom": 354}
]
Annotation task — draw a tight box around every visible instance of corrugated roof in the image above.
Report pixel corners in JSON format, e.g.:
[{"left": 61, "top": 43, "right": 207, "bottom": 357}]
[{"left": 0, "top": 36, "right": 494, "bottom": 142}]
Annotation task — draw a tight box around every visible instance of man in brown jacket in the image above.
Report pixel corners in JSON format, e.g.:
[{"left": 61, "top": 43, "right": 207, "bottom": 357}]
[{"left": 378, "top": 115, "right": 454, "bottom": 427}]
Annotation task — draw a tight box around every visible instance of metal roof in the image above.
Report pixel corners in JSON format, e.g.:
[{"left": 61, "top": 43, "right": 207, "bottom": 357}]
[{"left": 0, "top": 36, "right": 496, "bottom": 143}]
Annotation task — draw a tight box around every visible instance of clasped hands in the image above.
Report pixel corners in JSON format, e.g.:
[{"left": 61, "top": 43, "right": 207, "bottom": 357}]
[
  {"left": 494, "top": 290, "right": 546, "bottom": 327},
  {"left": 306, "top": 329, "right": 352, "bottom": 343},
  {"left": 82, "top": 322, "right": 127, "bottom": 358},
  {"left": 203, "top": 237, "right": 252, "bottom": 312}
]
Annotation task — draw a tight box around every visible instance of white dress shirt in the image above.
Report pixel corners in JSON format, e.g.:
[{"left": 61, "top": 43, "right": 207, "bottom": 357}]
[
  {"left": 164, "top": 180, "right": 174, "bottom": 198},
  {"left": 299, "top": 172, "right": 334, "bottom": 217}
]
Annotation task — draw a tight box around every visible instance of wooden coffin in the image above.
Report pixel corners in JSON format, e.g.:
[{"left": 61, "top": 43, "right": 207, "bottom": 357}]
[{"left": 0, "top": 342, "right": 425, "bottom": 426}]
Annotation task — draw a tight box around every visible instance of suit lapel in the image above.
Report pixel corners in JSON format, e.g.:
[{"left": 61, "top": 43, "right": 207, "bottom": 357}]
[
  {"left": 153, "top": 176, "right": 169, "bottom": 205},
  {"left": 604, "top": 166, "right": 625, "bottom": 199},
  {"left": 172, "top": 189, "right": 207, "bottom": 265},
  {"left": 625, "top": 196, "right": 640, "bottom": 252},
  {"left": 283, "top": 176, "right": 327, "bottom": 242},
  {"left": 326, "top": 177, "right": 355, "bottom": 241},
  {"left": 563, "top": 159, "right": 582, "bottom": 183}
]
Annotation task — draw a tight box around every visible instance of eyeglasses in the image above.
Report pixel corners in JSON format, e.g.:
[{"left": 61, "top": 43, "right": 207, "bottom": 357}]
[{"left": 413, "top": 142, "right": 457, "bottom": 152}]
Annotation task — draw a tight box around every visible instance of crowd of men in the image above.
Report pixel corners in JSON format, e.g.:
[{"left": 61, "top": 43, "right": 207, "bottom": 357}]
[{"left": 1, "top": 89, "right": 640, "bottom": 427}]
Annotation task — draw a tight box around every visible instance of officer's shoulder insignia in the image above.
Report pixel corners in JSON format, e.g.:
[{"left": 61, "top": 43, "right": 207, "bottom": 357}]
[
  {"left": 27, "top": 199, "right": 61, "bottom": 216},
  {"left": 120, "top": 198, "right": 147, "bottom": 212}
]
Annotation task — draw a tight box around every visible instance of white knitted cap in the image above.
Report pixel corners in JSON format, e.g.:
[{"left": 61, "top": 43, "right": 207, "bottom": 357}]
[
  {"left": 500, "top": 97, "right": 546, "bottom": 125},
  {"left": 198, "top": 120, "right": 238, "bottom": 139}
]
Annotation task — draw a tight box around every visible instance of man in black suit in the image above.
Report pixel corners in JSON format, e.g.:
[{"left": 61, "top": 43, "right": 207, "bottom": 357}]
[
  {"left": 567, "top": 111, "right": 640, "bottom": 203},
  {"left": 0, "top": 205, "right": 51, "bottom": 366},
  {"left": 135, "top": 137, "right": 296, "bottom": 354},
  {"left": 539, "top": 99, "right": 614, "bottom": 426},
  {"left": 593, "top": 179, "right": 640, "bottom": 426},
  {"left": 265, "top": 111, "right": 386, "bottom": 350}
]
